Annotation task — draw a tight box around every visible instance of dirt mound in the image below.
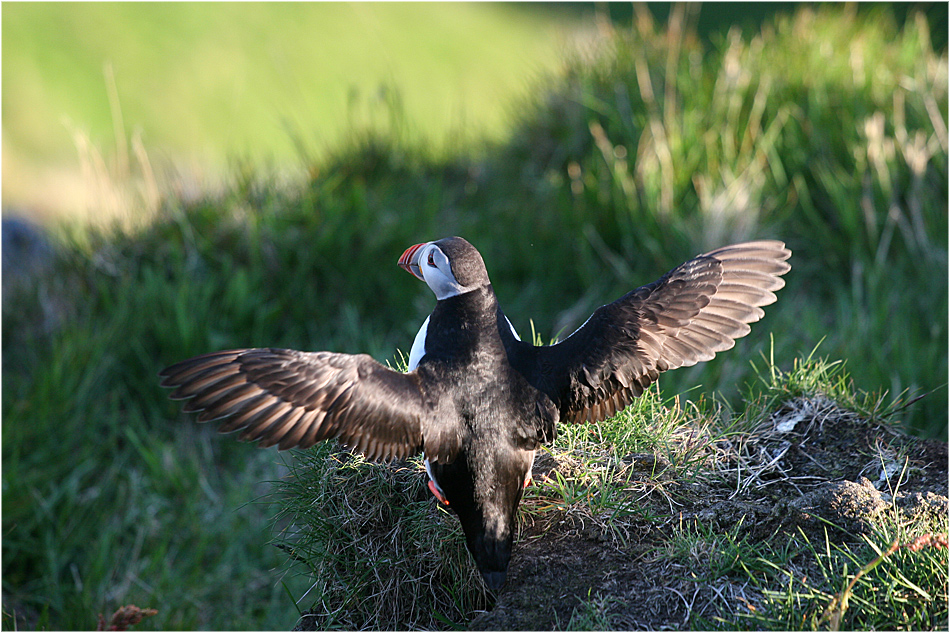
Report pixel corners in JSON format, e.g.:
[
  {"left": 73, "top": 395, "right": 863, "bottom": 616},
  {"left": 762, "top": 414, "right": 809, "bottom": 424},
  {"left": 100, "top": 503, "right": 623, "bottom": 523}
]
[{"left": 469, "top": 395, "right": 948, "bottom": 630}]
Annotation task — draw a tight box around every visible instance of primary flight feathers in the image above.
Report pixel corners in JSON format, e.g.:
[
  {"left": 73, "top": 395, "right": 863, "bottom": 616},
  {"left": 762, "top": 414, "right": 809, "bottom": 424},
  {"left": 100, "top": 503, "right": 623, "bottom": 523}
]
[{"left": 162, "top": 349, "right": 427, "bottom": 459}]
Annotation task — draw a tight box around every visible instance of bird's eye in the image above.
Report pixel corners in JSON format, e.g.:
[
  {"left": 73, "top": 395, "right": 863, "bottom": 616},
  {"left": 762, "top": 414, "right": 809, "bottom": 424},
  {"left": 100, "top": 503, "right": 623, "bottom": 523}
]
[{"left": 427, "top": 252, "right": 436, "bottom": 267}]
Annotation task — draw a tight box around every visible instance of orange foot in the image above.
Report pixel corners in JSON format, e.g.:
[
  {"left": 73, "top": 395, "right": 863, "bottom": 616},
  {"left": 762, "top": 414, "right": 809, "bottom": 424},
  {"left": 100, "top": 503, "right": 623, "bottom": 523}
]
[{"left": 428, "top": 480, "right": 450, "bottom": 506}]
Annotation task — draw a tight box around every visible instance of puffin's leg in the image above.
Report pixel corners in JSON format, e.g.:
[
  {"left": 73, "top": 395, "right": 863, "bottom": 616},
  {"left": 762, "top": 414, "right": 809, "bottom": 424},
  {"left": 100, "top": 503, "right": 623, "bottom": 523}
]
[
  {"left": 427, "top": 480, "right": 450, "bottom": 506},
  {"left": 424, "top": 457, "right": 450, "bottom": 506},
  {"left": 523, "top": 450, "right": 535, "bottom": 488}
]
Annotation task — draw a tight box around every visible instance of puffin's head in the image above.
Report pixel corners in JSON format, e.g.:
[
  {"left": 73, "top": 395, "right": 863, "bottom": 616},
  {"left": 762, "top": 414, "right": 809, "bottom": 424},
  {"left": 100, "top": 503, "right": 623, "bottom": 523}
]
[{"left": 398, "top": 237, "right": 490, "bottom": 300}]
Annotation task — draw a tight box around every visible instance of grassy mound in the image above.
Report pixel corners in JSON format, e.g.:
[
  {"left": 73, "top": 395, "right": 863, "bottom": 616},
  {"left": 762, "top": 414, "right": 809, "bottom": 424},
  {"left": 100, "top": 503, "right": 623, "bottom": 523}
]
[{"left": 283, "top": 352, "right": 947, "bottom": 630}]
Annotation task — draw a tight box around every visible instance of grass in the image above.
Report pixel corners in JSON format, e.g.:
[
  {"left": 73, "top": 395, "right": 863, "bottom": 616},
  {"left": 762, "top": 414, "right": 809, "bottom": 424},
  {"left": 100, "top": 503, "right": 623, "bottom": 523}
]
[
  {"left": 680, "top": 353, "right": 948, "bottom": 631},
  {"left": 565, "top": 590, "right": 622, "bottom": 630},
  {"left": 657, "top": 353, "right": 946, "bottom": 632},
  {"left": 485, "top": 3, "right": 947, "bottom": 438},
  {"left": 718, "top": 524, "right": 949, "bottom": 631},
  {"left": 271, "top": 447, "right": 489, "bottom": 630},
  {"left": 3, "top": 4, "right": 947, "bottom": 630}
]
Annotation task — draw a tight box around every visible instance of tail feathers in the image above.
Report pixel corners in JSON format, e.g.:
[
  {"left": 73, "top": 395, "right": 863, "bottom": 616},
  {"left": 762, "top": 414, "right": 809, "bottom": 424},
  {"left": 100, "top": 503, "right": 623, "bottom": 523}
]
[{"left": 469, "top": 532, "right": 512, "bottom": 592}]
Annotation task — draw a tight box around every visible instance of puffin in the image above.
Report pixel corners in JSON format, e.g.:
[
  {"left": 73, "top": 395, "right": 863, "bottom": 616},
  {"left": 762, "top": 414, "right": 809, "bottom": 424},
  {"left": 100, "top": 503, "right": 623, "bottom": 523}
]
[{"left": 159, "top": 237, "right": 791, "bottom": 591}]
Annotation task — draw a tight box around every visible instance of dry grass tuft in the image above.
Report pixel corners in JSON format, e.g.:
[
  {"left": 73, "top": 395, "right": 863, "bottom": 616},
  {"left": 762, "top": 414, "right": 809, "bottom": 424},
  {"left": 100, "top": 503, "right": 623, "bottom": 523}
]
[{"left": 274, "top": 447, "right": 491, "bottom": 630}]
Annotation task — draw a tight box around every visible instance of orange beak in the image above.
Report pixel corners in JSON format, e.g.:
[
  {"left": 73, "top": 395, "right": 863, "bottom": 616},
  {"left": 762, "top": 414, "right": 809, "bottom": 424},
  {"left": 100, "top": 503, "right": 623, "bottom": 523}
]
[{"left": 398, "top": 242, "right": 427, "bottom": 281}]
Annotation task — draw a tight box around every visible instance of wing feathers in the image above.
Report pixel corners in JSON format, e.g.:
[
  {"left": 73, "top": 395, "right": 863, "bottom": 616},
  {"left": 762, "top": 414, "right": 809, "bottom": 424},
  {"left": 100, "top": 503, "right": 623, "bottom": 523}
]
[
  {"left": 160, "top": 348, "right": 431, "bottom": 461},
  {"left": 240, "top": 401, "right": 294, "bottom": 442},
  {"left": 297, "top": 408, "right": 329, "bottom": 449},
  {"left": 258, "top": 407, "right": 306, "bottom": 449},
  {"left": 160, "top": 351, "right": 242, "bottom": 386},
  {"left": 196, "top": 384, "right": 261, "bottom": 422},
  {"left": 532, "top": 240, "right": 790, "bottom": 424}
]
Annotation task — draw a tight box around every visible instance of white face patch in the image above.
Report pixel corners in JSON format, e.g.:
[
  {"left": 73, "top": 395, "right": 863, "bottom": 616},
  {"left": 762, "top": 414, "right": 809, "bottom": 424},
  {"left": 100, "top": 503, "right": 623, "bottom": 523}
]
[{"left": 419, "top": 244, "right": 473, "bottom": 300}]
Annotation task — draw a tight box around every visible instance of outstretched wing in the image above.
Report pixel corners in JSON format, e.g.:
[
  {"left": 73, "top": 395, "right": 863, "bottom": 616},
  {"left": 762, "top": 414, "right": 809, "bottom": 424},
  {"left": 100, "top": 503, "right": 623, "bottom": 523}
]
[
  {"left": 160, "top": 348, "right": 430, "bottom": 460},
  {"left": 512, "top": 241, "right": 791, "bottom": 425}
]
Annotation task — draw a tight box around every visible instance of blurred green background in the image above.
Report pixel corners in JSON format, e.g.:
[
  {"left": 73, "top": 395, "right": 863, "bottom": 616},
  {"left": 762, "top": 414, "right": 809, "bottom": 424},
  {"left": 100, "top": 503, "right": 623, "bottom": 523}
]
[
  {"left": 8, "top": 2, "right": 942, "bottom": 222},
  {"left": 3, "top": 2, "right": 585, "bottom": 222},
  {"left": 3, "top": 2, "right": 947, "bottom": 631}
]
